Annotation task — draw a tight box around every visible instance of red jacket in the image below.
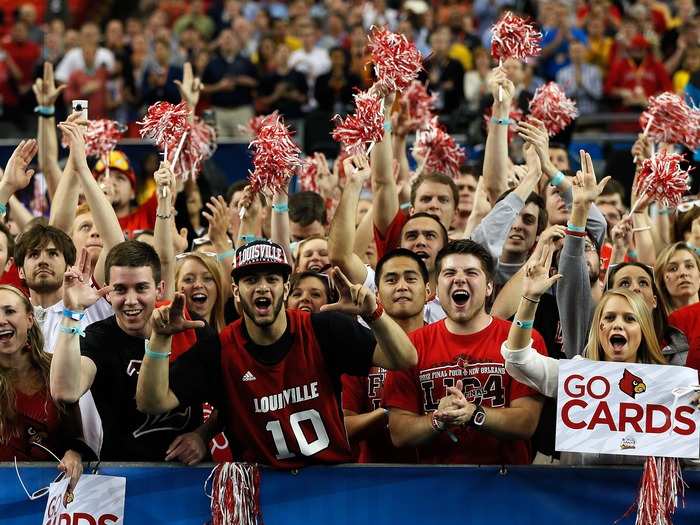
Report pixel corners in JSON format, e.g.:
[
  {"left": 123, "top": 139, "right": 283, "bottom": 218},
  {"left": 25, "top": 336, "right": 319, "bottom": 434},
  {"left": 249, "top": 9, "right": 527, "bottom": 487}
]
[{"left": 604, "top": 55, "right": 672, "bottom": 99}]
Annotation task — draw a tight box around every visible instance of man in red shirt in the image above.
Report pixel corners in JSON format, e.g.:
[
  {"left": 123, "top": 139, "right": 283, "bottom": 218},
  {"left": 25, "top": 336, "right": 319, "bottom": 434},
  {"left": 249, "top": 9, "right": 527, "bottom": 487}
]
[
  {"left": 94, "top": 150, "right": 158, "bottom": 237},
  {"left": 135, "top": 239, "right": 418, "bottom": 469},
  {"left": 383, "top": 239, "right": 546, "bottom": 464},
  {"left": 668, "top": 302, "right": 700, "bottom": 371}
]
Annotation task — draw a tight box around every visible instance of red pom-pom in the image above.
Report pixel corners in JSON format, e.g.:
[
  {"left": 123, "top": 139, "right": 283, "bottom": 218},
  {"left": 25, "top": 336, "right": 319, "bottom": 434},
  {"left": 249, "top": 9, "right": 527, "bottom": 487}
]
[
  {"left": 368, "top": 26, "right": 423, "bottom": 92},
  {"left": 84, "top": 119, "right": 124, "bottom": 158},
  {"left": 138, "top": 101, "right": 190, "bottom": 148},
  {"left": 169, "top": 118, "right": 217, "bottom": 180},
  {"left": 634, "top": 150, "right": 692, "bottom": 208},
  {"left": 298, "top": 157, "right": 319, "bottom": 193},
  {"left": 529, "top": 82, "right": 578, "bottom": 136},
  {"left": 248, "top": 113, "right": 303, "bottom": 195},
  {"left": 491, "top": 11, "right": 542, "bottom": 62},
  {"left": 242, "top": 114, "right": 268, "bottom": 137},
  {"left": 402, "top": 81, "right": 436, "bottom": 132},
  {"left": 640, "top": 92, "right": 697, "bottom": 148},
  {"left": 332, "top": 90, "right": 384, "bottom": 156},
  {"left": 412, "top": 117, "right": 466, "bottom": 178}
]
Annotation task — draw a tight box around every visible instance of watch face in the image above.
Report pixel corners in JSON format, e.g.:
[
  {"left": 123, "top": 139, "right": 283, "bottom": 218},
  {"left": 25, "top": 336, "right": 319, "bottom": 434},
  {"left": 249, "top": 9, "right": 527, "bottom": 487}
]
[{"left": 473, "top": 410, "right": 486, "bottom": 426}]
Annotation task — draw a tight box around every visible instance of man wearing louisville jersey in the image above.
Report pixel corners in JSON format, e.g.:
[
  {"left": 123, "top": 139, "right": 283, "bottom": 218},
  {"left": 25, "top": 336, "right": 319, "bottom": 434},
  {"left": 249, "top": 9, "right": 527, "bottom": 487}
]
[
  {"left": 383, "top": 239, "right": 546, "bottom": 464},
  {"left": 135, "top": 239, "right": 417, "bottom": 469},
  {"left": 342, "top": 248, "right": 428, "bottom": 463}
]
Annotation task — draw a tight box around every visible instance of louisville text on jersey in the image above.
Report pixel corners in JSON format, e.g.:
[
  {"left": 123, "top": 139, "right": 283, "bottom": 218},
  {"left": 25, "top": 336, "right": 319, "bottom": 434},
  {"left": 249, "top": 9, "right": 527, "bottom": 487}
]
[{"left": 253, "top": 381, "right": 320, "bottom": 413}]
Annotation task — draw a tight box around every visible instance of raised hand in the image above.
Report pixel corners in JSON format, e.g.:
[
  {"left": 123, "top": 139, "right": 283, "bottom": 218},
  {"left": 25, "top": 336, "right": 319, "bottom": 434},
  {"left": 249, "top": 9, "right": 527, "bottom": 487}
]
[
  {"left": 63, "top": 248, "right": 113, "bottom": 311},
  {"left": 32, "top": 62, "right": 66, "bottom": 107},
  {"left": 57, "top": 115, "right": 89, "bottom": 161},
  {"left": 174, "top": 62, "right": 202, "bottom": 111},
  {"left": 522, "top": 243, "right": 562, "bottom": 300},
  {"left": 1, "top": 139, "right": 38, "bottom": 194},
  {"left": 631, "top": 133, "right": 652, "bottom": 165},
  {"left": 238, "top": 184, "right": 261, "bottom": 221},
  {"left": 320, "top": 266, "right": 377, "bottom": 318},
  {"left": 154, "top": 161, "right": 175, "bottom": 201},
  {"left": 203, "top": 195, "right": 231, "bottom": 246},
  {"left": 150, "top": 292, "right": 205, "bottom": 337},
  {"left": 488, "top": 66, "right": 515, "bottom": 105},
  {"left": 315, "top": 152, "right": 338, "bottom": 199},
  {"left": 343, "top": 154, "right": 371, "bottom": 186},
  {"left": 517, "top": 118, "right": 553, "bottom": 175},
  {"left": 572, "top": 150, "right": 610, "bottom": 206},
  {"left": 611, "top": 217, "right": 633, "bottom": 250}
]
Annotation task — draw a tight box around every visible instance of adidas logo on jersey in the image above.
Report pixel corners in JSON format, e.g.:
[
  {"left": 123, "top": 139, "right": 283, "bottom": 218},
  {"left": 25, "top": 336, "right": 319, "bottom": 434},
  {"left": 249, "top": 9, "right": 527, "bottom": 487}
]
[{"left": 242, "top": 371, "right": 257, "bottom": 382}]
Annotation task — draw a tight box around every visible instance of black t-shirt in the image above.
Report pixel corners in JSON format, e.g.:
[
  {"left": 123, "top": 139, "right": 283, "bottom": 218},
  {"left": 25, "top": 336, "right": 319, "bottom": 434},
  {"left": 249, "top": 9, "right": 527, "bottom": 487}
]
[{"left": 81, "top": 316, "right": 206, "bottom": 461}]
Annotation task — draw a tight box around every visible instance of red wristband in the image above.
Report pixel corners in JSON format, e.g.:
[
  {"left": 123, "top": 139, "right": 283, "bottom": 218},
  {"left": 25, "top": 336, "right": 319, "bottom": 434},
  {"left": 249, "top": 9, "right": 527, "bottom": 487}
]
[
  {"left": 565, "top": 229, "right": 587, "bottom": 238},
  {"left": 363, "top": 303, "right": 384, "bottom": 324}
]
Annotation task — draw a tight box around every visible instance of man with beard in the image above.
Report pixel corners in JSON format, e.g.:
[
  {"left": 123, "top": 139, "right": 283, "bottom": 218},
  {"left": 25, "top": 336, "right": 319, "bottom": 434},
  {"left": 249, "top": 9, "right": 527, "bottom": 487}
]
[
  {"left": 135, "top": 239, "right": 418, "bottom": 469},
  {"left": 382, "top": 239, "right": 546, "bottom": 465},
  {"left": 329, "top": 155, "right": 448, "bottom": 323},
  {"left": 342, "top": 248, "right": 428, "bottom": 463},
  {"left": 51, "top": 241, "right": 211, "bottom": 462}
]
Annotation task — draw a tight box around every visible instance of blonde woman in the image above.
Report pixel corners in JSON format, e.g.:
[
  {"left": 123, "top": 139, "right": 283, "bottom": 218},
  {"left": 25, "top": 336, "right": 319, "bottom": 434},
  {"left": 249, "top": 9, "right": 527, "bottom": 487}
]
[
  {"left": 175, "top": 252, "right": 227, "bottom": 332},
  {"left": 0, "top": 285, "right": 92, "bottom": 489},
  {"left": 654, "top": 242, "right": 700, "bottom": 316}
]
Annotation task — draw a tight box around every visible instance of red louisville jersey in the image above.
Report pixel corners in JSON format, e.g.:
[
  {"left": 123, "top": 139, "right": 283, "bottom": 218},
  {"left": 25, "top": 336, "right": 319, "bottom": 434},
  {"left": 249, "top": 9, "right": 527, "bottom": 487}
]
[
  {"left": 218, "top": 311, "right": 357, "bottom": 468},
  {"left": 383, "top": 317, "right": 546, "bottom": 465}
]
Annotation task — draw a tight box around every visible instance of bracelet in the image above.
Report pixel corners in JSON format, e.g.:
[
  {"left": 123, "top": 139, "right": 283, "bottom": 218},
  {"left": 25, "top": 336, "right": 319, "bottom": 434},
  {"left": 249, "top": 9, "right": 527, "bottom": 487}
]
[
  {"left": 632, "top": 226, "right": 651, "bottom": 233},
  {"left": 514, "top": 318, "right": 534, "bottom": 329},
  {"left": 156, "top": 211, "right": 172, "bottom": 220},
  {"left": 565, "top": 229, "right": 587, "bottom": 238},
  {"left": 239, "top": 234, "right": 260, "bottom": 244},
  {"left": 272, "top": 203, "right": 289, "bottom": 213},
  {"left": 566, "top": 223, "right": 586, "bottom": 233},
  {"left": 399, "top": 202, "right": 411, "bottom": 210},
  {"left": 549, "top": 171, "right": 566, "bottom": 187},
  {"left": 34, "top": 105, "right": 55, "bottom": 117},
  {"left": 144, "top": 340, "right": 171, "bottom": 360},
  {"left": 658, "top": 208, "right": 672, "bottom": 216},
  {"left": 430, "top": 412, "right": 446, "bottom": 432},
  {"left": 522, "top": 295, "right": 540, "bottom": 304},
  {"left": 0, "top": 202, "right": 6, "bottom": 216},
  {"left": 687, "top": 242, "right": 700, "bottom": 255},
  {"left": 627, "top": 249, "right": 638, "bottom": 260},
  {"left": 59, "top": 325, "right": 86, "bottom": 337},
  {"left": 62, "top": 308, "right": 86, "bottom": 321},
  {"left": 216, "top": 248, "right": 236, "bottom": 261},
  {"left": 362, "top": 303, "right": 384, "bottom": 324},
  {"left": 491, "top": 116, "right": 513, "bottom": 126},
  {"left": 384, "top": 120, "right": 392, "bottom": 132}
]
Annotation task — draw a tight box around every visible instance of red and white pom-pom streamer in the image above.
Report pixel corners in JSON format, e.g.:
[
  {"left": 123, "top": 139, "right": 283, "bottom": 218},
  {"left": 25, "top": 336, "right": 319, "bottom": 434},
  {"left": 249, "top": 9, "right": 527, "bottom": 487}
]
[
  {"left": 138, "top": 101, "right": 190, "bottom": 148},
  {"left": 491, "top": 11, "right": 542, "bottom": 62},
  {"left": 402, "top": 81, "right": 437, "bottom": 132},
  {"left": 208, "top": 463, "right": 263, "bottom": 525},
  {"left": 412, "top": 117, "right": 465, "bottom": 178},
  {"left": 332, "top": 90, "right": 384, "bottom": 156},
  {"left": 633, "top": 151, "right": 691, "bottom": 210},
  {"left": 248, "top": 113, "right": 303, "bottom": 196},
  {"left": 168, "top": 117, "right": 217, "bottom": 180},
  {"left": 84, "top": 119, "right": 124, "bottom": 158},
  {"left": 240, "top": 114, "right": 269, "bottom": 138},
  {"left": 686, "top": 104, "right": 700, "bottom": 150},
  {"left": 622, "top": 457, "right": 685, "bottom": 525},
  {"left": 529, "top": 82, "right": 578, "bottom": 136},
  {"left": 640, "top": 92, "right": 697, "bottom": 148},
  {"left": 368, "top": 26, "right": 423, "bottom": 93},
  {"left": 298, "top": 157, "right": 319, "bottom": 193}
]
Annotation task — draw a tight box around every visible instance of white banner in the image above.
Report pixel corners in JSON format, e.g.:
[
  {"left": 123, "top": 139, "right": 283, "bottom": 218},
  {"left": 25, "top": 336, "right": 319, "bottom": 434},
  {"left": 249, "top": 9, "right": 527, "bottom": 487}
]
[
  {"left": 555, "top": 359, "right": 700, "bottom": 458},
  {"left": 42, "top": 474, "right": 126, "bottom": 525}
]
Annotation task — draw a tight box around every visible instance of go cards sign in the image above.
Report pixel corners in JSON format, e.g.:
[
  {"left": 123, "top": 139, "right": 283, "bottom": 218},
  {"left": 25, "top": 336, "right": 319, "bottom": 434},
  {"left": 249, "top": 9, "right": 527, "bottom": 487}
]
[{"left": 555, "top": 360, "right": 700, "bottom": 458}]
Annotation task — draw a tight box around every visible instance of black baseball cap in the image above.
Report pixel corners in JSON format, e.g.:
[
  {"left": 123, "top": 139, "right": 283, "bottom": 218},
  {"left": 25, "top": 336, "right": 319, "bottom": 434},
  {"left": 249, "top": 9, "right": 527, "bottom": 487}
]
[{"left": 232, "top": 239, "right": 292, "bottom": 281}]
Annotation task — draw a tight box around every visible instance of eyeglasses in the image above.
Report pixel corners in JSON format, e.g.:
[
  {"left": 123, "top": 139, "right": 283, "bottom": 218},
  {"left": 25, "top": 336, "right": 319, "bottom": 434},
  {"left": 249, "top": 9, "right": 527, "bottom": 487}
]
[
  {"left": 677, "top": 199, "right": 700, "bottom": 213},
  {"left": 14, "top": 442, "right": 65, "bottom": 500}
]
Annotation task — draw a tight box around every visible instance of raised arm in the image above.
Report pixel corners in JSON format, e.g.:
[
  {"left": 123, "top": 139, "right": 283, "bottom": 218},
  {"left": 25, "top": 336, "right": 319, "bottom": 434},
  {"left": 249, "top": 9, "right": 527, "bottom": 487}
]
[
  {"left": 49, "top": 112, "right": 86, "bottom": 232},
  {"left": 371, "top": 91, "right": 399, "bottom": 235},
  {"left": 270, "top": 187, "right": 292, "bottom": 264},
  {"left": 482, "top": 67, "right": 515, "bottom": 204},
  {"left": 203, "top": 195, "right": 236, "bottom": 299},
  {"left": 328, "top": 155, "right": 371, "bottom": 285},
  {"left": 236, "top": 186, "right": 263, "bottom": 248},
  {"left": 0, "top": 140, "right": 39, "bottom": 212},
  {"left": 153, "top": 162, "right": 177, "bottom": 300},
  {"left": 33, "top": 62, "right": 66, "bottom": 199}
]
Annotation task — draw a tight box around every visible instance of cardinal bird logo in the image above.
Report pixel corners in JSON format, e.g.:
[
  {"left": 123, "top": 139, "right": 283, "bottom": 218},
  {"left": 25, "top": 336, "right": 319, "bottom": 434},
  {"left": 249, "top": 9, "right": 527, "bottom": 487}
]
[{"left": 619, "top": 369, "right": 647, "bottom": 399}]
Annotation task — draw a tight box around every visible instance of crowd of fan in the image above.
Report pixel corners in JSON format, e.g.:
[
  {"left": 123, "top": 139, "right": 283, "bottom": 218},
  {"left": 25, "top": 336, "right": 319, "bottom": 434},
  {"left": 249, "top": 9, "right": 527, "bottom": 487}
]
[
  {"left": 1, "top": 0, "right": 700, "bottom": 139},
  {"left": 0, "top": 0, "right": 700, "bottom": 503}
]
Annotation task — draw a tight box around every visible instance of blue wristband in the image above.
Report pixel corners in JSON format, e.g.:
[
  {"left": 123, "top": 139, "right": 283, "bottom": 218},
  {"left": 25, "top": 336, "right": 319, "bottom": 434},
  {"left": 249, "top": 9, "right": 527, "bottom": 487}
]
[
  {"left": 658, "top": 208, "right": 672, "bottom": 216},
  {"left": 63, "top": 308, "right": 86, "bottom": 321},
  {"left": 0, "top": 202, "right": 6, "bottom": 216},
  {"left": 627, "top": 249, "right": 638, "bottom": 259},
  {"left": 400, "top": 202, "right": 411, "bottom": 210},
  {"left": 384, "top": 120, "right": 392, "bottom": 132},
  {"left": 34, "top": 105, "right": 55, "bottom": 117},
  {"left": 272, "top": 203, "right": 289, "bottom": 213},
  {"left": 491, "top": 116, "right": 513, "bottom": 126},
  {"left": 550, "top": 171, "right": 565, "bottom": 187},
  {"left": 239, "top": 234, "right": 260, "bottom": 244},
  {"left": 216, "top": 249, "right": 236, "bottom": 261},
  {"left": 514, "top": 319, "right": 534, "bottom": 329},
  {"left": 687, "top": 243, "right": 700, "bottom": 256},
  {"left": 566, "top": 223, "right": 586, "bottom": 233},
  {"left": 59, "top": 325, "right": 86, "bottom": 337},
  {"left": 144, "top": 340, "right": 171, "bottom": 360}
]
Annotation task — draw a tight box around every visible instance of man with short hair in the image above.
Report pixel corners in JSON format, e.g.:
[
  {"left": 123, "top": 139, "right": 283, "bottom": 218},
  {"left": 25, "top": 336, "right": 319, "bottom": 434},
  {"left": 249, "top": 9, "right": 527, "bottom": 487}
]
[
  {"left": 50, "top": 241, "right": 207, "bottom": 461},
  {"left": 55, "top": 22, "right": 115, "bottom": 83},
  {"left": 289, "top": 191, "right": 327, "bottom": 241},
  {"left": 383, "top": 240, "right": 546, "bottom": 464},
  {"left": 135, "top": 239, "right": 417, "bottom": 468},
  {"left": 450, "top": 170, "right": 479, "bottom": 233}
]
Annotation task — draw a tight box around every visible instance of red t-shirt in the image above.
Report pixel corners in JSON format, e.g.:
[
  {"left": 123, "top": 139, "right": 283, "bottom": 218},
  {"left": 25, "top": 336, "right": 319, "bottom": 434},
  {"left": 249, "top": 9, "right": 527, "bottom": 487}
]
[
  {"left": 382, "top": 317, "right": 546, "bottom": 465},
  {"left": 119, "top": 192, "right": 158, "bottom": 238},
  {"left": 668, "top": 302, "right": 700, "bottom": 371},
  {"left": 342, "top": 369, "right": 418, "bottom": 463},
  {"left": 0, "top": 388, "right": 60, "bottom": 461},
  {"left": 373, "top": 209, "right": 409, "bottom": 260}
]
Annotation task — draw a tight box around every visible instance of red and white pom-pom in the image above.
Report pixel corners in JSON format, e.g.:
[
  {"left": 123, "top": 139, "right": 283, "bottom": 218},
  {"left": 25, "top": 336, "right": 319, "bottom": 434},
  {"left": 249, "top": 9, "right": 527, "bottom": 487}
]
[
  {"left": 240, "top": 114, "right": 270, "bottom": 137},
  {"left": 368, "top": 26, "right": 423, "bottom": 92},
  {"left": 138, "top": 101, "right": 190, "bottom": 148},
  {"left": 298, "top": 157, "right": 319, "bottom": 193},
  {"left": 209, "top": 463, "right": 263, "bottom": 525},
  {"left": 686, "top": 104, "right": 700, "bottom": 150},
  {"left": 332, "top": 90, "right": 384, "bottom": 156},
  {"left": 402, "top": 81, "right": 436, "bottom": 132},
  {"left": 168, "top": 118, "right": 217, "bottom": 180},
  {"left": 529, "top": 82, "right": 578, "bottom": 136},
  {"left": 84, "top": 119, "right": 124, "bottom": 158},
  {"left": 640, "top": 92, "right": 696, "bottom": 147},
  {"left": 623, "top": 457, "right": 685, "bottom": 525},
  {"left": 412, "top": 117, "right": 466, "bottom": 178},
  {"left": 483, "top": 106, "right": 523, "bottom": 142},
  {"left": 491, "top": 11, "right": 542, "bottom": 62},
  {"left": 634, "top": 151, "right": 692, "bottom": 208},
  {"left": 248, "top": 113, "right": 303, "bottom": 195}
]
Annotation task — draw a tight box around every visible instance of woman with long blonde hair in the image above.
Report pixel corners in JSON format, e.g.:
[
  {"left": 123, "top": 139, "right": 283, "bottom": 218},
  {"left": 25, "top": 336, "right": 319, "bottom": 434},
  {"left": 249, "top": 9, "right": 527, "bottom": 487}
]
[
  {"left": 0, "top": 285, "right": 91, "bottom": 490},
  {"left": 653, "top": 242, "right": 700, "bottom": 316},
  {"left": 175, "top": 252, "right": 227, "bottom": 332}
]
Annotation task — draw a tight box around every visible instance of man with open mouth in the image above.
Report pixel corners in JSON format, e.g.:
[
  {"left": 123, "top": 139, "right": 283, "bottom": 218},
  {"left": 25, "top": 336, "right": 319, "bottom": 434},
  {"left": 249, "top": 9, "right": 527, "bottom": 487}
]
[
  {"left": 383, "top": 240, "right": 546, "bottom": 465},
  {"left": 136, "top": 239, "right": 418, "bottom": 469}
]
